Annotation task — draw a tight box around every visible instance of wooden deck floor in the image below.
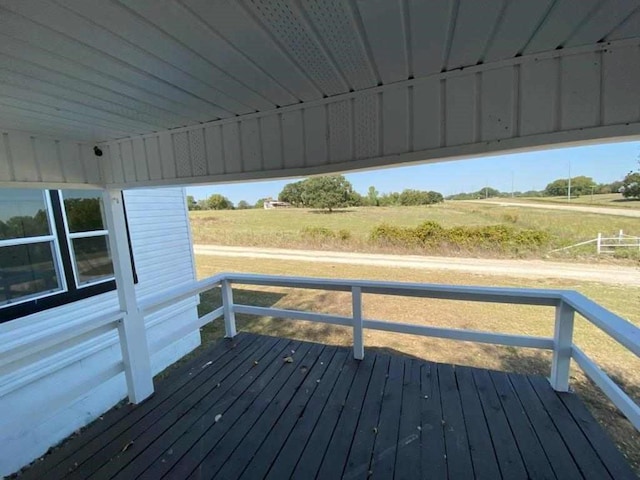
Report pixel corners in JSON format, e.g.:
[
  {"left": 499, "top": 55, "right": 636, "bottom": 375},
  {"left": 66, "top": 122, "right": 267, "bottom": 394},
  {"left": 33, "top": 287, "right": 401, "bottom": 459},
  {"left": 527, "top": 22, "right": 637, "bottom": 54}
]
[{"left": 20, "top": 332, "right": 636, "bottom": 480}]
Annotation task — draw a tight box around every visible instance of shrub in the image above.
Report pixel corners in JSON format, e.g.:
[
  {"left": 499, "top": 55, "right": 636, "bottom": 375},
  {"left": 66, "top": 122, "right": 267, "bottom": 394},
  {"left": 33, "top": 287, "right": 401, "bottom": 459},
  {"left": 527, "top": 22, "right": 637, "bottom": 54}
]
[
  {"left": 370, "top": 221, "right": 549, "bottom": 252},
  {"left": 337, "top": 229, "right": 352, "bottom": 241},
  {"left": 301, "top": 226, "right": 334, "bottom": 240},
  {"left": 370, "top": 224, "right": 419, "bottom": 246},
  {"left": 414, "top": 221, "right": 445, "bottom": 244},
  {"left": 301, "top": 226, "right": 352, "bottom": 241},
  {"left": 501, "top": 212, "right": 519, "bottom": 223}
]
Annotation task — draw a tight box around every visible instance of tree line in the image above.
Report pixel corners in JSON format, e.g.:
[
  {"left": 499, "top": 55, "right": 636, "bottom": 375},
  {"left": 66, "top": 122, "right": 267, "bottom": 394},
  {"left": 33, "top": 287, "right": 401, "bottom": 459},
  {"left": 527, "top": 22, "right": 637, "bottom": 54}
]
[
  {"left": 187, "top": 175, "right": 444, "bottom": 211},
  {"left": 187, "top": 166, "right": 640, "bottom": 211},
  {"left": 446, "top": 172, "right": 639, "bottom": 200}
]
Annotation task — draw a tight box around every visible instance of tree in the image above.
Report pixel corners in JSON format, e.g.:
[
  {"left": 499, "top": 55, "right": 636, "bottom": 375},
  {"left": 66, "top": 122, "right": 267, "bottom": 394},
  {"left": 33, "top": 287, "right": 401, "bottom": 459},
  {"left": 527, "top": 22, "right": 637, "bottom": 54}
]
[
  {"left": 378, "top": 192, "right": 401, "bottom": 206},
  {"left": 205, "top": 193, "right": 234, "bottom": 210},
  {"left": 398, "top": 189, "right": 444, "bottom": 206},
  {"left": 544, "top": 176, "right": 595, "bottom": 197},
  {"left": 255, "top": 198, "right": 270, "bottom": 208},
  {"left": 300, "top": 175, "right": 357, "bottom": 212},
  {"left": 237, "top": 200, "right": 251, "bottom": 209},
  {"left": 186, "top": 195, "right": 198, "bottom": 210},
  {"left": 481, "top": 187, "right": 500, "bottom": 198},
  {"left": 366, "top": 186, "right": 379, "bottom": 206},
  {"left": 544, "top": 178, "right": 569, "bottom": 196},
  {"left": 278, "top": 181, "right": 304, "bottom": 206},
  {"left": 620, "top": 171, "right": 640, "bottom": 199},
  {"left": 427, "top": 191, "right": 444, "bottom": 204}
]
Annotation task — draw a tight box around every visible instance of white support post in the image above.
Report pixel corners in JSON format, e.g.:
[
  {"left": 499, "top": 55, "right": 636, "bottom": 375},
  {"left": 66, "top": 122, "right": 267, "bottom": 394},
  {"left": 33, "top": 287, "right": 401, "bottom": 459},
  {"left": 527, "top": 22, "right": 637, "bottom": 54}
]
[
  {"left": 550, "top": 301, "right": 575, "bottom": 392},
  {"left": 103, "top": 190, "right": 154, "bottom": 404},
  {"left": 352, "top": 286, "right": 364, "bottom": 360},
  {"left": 597, "top": 233, "right": 601, "bottom": 254},
  {"left": 221, "top": 280, "right": 237, "bottom": 338}
]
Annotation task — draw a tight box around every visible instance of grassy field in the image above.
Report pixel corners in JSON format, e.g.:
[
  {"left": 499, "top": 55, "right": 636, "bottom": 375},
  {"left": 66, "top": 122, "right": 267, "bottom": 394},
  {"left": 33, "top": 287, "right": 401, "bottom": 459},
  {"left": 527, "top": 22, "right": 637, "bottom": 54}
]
[
  {"left": 192, "top": 255, "right": 640, "bottom": 472},
  {"left": 190, "top": 201, "right": 640, "bottom": 261},
  {"left": 507, "top": 193, "right": 640, "bottom": 209}
]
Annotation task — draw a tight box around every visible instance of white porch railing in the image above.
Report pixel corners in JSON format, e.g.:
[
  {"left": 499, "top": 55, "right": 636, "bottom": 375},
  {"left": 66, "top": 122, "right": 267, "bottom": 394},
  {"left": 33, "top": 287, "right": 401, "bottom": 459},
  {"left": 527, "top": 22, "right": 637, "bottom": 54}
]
[
  {"left": 7, "top": 273, "right": 638, "bottom": 433},
  {"left": 169, "top": 272, "right": 639, "bottom": 431}
]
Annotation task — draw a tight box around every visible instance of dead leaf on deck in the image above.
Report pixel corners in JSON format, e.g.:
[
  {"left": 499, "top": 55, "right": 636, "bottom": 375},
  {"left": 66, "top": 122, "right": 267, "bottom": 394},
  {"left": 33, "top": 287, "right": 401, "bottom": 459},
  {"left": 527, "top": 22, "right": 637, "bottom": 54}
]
[
  {"left": 283, "top": 356, "right": 294, "bottom": 363},
  {"left": 121, "top": 441, "right": 134, "bottom": 452}
]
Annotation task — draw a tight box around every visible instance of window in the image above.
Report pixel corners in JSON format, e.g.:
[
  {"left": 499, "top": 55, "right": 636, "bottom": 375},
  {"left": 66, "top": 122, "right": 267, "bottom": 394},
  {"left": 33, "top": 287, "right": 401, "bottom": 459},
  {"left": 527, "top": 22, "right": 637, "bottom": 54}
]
[
  {"left": 0, "top": 189, "right": 135, "bottom": 322},
  {"left": 59, "top": 191, "right": 114, "bottom": 286}
]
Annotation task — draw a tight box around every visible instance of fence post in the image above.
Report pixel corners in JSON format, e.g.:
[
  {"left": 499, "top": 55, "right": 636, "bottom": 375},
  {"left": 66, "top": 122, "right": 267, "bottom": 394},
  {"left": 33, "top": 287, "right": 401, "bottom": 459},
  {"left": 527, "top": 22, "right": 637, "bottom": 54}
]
[
  {"left": 221, "top": 280, "right": 237, "bottom": 338},
  {"left": 550, "top": 301, "right": 575, "bottom": 392},
  {"left": 597, "top": 233, "right": 601, "bottom": 254},
  {"left": 352, "top": 286, "right": 364, "bottom": 360}
]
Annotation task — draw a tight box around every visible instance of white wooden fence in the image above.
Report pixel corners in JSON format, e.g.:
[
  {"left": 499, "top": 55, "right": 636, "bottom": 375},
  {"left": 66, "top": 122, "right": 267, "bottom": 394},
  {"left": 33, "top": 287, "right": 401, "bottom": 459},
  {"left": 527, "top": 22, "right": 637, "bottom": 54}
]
[
  {"left": 597, "top": 230, "right": 640, "bottom": 254},
  {"left": 550, "top": 230, "right": 640, "bottom": 255},
  {"left": 8, "top": 273, "right": 640, "bottom": 432}
]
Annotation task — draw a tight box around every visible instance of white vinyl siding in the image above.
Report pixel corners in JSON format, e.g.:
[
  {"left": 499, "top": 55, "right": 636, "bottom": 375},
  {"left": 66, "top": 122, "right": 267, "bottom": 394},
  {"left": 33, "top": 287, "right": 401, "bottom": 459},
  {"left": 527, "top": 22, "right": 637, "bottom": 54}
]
[{"left": 0, "top": 187, "right": 199, "bottom": 477}]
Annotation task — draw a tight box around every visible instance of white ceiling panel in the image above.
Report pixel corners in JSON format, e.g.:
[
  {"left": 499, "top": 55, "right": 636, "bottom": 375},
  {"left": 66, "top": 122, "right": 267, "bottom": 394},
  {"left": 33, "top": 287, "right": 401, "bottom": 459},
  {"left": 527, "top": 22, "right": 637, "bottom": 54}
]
[
  {"left": 355, "top": 0, "right": 409, "bottom": 83},
  {"left": 117, "top": 0, "right": 299, "bottom": 107},
  {"left": 608, "top": 6, "right": 640, "bottom": 40},
  {"left": 2, "top": 1, "right": 250, "bottom": 115},
  {"left": 524, "top": 0, "right": 603, "bottom": 54},
  {"left": 0, "top": 0, "right": 636, "bottom": 143},
  {"left": 483, "top": 0, "right": 555, "bottom": 61},
  {"left": 408, "top": 0, "right": 454, "bottom": 77},
  {"left": 565, "top": 0, "right": 639, "bottom": 47},
  {"left": 446, "top": 0, "right": 506, "bottom": 70},
  {"left": 185, "top": 0, "right": 322, "bottom": 102},
  {"left": 300, "top": 0, "right": 377, "bottom": 90},
  {"left": 0, "top": 13, "right": 225, "bottom": 121},
  {"left": 243, "top": 0, "right": 348, "bottom": 95}
]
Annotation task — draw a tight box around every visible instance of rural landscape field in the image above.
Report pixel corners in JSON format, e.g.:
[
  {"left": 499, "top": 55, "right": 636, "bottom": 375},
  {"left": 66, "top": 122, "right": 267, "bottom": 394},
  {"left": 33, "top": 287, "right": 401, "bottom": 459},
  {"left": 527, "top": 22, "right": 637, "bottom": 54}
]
[
  {"left": 190, "top": 199, "right": 640, "bottom": 261},
  {"left": 187, "top": 194, "right": 640, "bottom": 471}
]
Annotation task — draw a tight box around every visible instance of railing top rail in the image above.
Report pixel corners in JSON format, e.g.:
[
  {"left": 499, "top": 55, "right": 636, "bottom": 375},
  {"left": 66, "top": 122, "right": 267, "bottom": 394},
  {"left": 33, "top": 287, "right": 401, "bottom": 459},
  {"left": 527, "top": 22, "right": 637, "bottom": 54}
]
[
  {"left": 0, "top": 308, "right": 124, "bottom": 369},
  {"left": 562, "top": 291, "right": 640, "bottom": 357},
  {"left": 223, "top": 272, "right": 562, "bottom": 306},
  {"left": 224, "top": 272, "right": 640, "bottom": 358},
  {"left": 139, "top": 273, "right": 225, "bottom": 315},
  {"left": 134, "top": 271, "right": 639, "bottom": 361}
]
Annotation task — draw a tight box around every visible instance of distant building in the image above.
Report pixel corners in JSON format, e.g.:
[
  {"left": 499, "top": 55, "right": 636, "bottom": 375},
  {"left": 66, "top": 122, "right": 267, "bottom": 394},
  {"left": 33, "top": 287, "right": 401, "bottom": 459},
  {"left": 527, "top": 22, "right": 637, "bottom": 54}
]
[{"left": 263, "top": 199, "right": 292, "bottom": 209}]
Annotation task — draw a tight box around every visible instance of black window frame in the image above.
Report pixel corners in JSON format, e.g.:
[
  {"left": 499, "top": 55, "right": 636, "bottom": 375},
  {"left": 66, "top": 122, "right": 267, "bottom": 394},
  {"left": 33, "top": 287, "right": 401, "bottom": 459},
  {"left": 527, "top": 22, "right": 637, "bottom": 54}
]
[{"left": 0, "top": 190, "right": 137, "bottom": 323}]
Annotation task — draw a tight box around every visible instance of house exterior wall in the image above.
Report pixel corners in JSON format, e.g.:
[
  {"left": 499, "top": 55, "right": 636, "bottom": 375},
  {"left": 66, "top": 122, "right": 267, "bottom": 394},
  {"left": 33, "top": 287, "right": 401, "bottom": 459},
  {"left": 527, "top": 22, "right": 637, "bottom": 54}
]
[
  {"left": 99, "top": 41, "right": 640, "bottom": 189},
  {"left": 0, "top": 187, "right": 200, "bottom": 476}
]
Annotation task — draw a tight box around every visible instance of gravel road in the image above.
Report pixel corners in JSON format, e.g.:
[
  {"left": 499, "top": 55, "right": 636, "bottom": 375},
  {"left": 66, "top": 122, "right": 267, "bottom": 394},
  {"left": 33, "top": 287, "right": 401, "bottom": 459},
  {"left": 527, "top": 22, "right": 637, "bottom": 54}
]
[
  {"left": 464, "top": 200, "right": 640, "bottom": 218},
  {"left": 194, "top": 245, "right": 640, "bottom": 286}
]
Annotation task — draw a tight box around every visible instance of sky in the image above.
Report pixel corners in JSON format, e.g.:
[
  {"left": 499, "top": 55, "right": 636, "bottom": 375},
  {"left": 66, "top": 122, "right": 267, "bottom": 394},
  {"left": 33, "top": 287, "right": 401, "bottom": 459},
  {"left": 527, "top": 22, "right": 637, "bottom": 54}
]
[{"left": 186, "top": 140, "right": 640, "bottom": 204}]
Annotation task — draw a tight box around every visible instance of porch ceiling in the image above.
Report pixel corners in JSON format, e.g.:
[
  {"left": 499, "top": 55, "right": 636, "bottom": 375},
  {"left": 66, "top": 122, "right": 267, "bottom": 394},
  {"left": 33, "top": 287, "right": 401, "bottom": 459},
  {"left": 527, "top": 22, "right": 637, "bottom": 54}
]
[{"left": 0, "top": 0, "right": 638, "bottom": 143}]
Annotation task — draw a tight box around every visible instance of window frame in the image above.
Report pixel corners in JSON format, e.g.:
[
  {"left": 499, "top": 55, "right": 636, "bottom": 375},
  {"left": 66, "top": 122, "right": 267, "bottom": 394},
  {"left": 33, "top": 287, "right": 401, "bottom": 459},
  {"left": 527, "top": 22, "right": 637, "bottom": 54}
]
[
  {"left": 0, "top": 190, "right": 137, "bottom": 323},
  {"left": 0, "top": 190, "right": 68, "bottom": 308},
  {"left": 57, "top": 190, "right": 113, "bottom": 289}
]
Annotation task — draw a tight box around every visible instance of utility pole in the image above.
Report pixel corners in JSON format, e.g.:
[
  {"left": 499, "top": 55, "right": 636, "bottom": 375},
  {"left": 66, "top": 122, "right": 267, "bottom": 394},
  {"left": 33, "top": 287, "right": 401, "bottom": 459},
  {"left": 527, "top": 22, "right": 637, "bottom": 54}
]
[
  {"left": 511, "top": 171, "right": 514, "bottom": 198},
  {"left": 567, "top": 160, "right": 572, "bottom": 203}
]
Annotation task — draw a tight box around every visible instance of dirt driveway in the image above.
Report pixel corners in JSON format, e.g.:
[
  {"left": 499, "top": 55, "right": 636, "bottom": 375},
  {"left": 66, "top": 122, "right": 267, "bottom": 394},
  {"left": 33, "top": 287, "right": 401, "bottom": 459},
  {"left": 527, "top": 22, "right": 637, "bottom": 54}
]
[{"left": 194, "top": 245, "right": 640, "bottom": 286}]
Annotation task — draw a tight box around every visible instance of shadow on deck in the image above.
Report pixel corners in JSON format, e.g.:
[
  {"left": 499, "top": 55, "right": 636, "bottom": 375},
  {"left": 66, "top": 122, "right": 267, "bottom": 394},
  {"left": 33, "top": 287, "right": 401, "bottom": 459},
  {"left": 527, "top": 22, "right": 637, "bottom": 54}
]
[{"left": 18, "top": 333, "right": 636, "bottom": 479}]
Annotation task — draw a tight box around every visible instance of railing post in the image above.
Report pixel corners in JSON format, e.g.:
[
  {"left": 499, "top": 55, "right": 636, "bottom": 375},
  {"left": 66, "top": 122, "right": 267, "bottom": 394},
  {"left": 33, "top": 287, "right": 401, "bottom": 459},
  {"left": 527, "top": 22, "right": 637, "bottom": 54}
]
[
  {"left": 550, "top": 300, "right": 575, "bottom": 392},
  {"left": 597, "top": 233, "right": 601, "bottom": 254},
  {"left": 221, "top": 279, "right": 237, "bottom": 338},
  {"left": 352, "top": 286, "right": 364, "bottom": 360},
  {"left": 103, "top": 190, "right": 153, "bottom": 404}
]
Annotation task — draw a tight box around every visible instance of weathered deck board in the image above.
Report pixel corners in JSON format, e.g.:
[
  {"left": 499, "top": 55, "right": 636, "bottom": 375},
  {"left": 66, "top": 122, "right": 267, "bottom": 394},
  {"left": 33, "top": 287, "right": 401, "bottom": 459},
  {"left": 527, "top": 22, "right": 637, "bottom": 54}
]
[{"left": 18, "top": 332, "right": 637, "bottom": 480}]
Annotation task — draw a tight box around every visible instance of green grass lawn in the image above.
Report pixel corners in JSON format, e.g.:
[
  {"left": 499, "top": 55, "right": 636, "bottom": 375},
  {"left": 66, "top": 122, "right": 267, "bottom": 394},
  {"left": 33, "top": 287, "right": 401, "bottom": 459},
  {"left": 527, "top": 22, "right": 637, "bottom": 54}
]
[{"left": 190, "top": 202, "right": 640, "bottom": 260}]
